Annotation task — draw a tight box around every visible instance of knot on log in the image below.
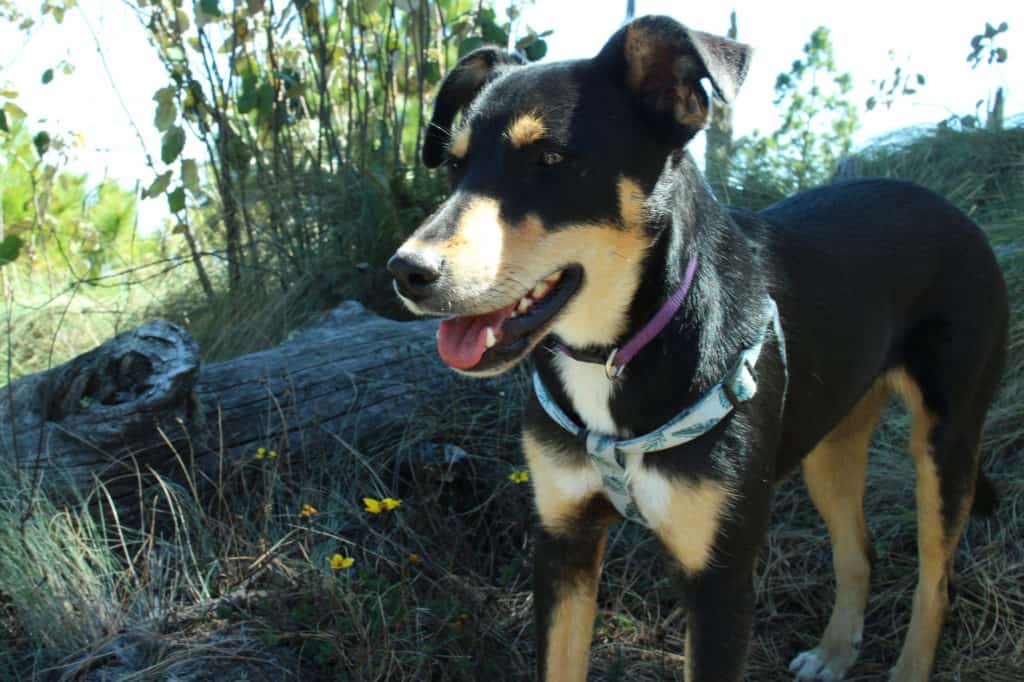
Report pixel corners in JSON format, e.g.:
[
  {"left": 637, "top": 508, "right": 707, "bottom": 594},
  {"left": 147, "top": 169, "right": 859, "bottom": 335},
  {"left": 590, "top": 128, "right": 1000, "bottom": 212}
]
[
  {"left": 2, "top": 321, "right": 200, "bottom": 482},
  {"left": 41, "top": 321, "right": 200, "bottom": 421}
]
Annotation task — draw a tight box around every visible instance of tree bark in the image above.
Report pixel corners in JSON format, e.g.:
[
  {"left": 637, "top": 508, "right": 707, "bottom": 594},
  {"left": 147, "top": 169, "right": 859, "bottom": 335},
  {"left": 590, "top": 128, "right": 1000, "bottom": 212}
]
[{"left": 0, "top": 302, "right": 460, "bottom": 509}]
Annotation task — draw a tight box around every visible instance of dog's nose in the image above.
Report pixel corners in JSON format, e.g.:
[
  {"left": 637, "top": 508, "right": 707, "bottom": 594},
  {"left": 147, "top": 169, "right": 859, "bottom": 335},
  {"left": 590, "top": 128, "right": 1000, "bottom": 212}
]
[{"left": 387, "top": 251, "right": 443, "bottom": 300}]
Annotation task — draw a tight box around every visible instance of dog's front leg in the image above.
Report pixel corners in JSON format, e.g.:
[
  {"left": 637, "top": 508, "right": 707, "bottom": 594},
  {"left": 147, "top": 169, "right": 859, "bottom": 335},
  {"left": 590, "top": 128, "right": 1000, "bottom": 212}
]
[
  {"left": 641, "top": 468, "right": 767, "bottom": 681},
  {"left": 524, "top": 430, "right": 611, "bottom": 682},
  {"left": 534, "top": 520, "right": 608, "bottom": 681},
  {"left": 682, "top": 564, "right": 757, "bottom": 681}
]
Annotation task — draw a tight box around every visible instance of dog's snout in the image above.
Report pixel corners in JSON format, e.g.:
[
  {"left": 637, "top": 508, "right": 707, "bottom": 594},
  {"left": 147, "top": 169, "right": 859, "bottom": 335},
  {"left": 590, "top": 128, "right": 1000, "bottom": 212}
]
[{"left": 387, "top": 251, "right": 444, "bottom": 300}]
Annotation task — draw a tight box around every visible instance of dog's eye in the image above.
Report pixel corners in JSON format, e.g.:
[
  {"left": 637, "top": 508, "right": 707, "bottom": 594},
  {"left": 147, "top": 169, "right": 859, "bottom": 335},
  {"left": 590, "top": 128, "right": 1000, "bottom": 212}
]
[{"left": 539, "top": 151, "right": 564, "bottom": 167}]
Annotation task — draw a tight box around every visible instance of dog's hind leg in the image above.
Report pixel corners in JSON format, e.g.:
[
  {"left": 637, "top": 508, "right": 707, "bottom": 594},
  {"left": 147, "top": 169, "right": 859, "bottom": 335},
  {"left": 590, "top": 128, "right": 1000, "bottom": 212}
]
[
  {"left": 790, "top": 380, "right": 887, "bottom": 681},
  {"left": 886, "top": 366, "right": 991, "bottom": 682},
  {"left": 525, "top": 431, "right": 612, "bottom": 682}
]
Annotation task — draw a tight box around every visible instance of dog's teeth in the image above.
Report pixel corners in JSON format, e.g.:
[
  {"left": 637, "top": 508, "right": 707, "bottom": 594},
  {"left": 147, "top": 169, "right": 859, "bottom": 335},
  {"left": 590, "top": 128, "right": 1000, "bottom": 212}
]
[
  {"left": 518, "top": 297, "right": 531, "bottom": 313},
  {"left": 532, "top": 282, "right": 549, "bottom": 299},
  {"left": 485, "top": 327, "right": 497, "bottom": 348},
  {"left": 544, "top": 272, "right": 561, "bottom": 285}
]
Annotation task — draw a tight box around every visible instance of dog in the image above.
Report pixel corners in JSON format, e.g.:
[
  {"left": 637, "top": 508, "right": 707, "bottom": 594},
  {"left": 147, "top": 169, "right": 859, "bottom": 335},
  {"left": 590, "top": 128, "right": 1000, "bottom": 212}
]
[{"left": 386, "top": 15, "right": 1009, "bottom": 681}]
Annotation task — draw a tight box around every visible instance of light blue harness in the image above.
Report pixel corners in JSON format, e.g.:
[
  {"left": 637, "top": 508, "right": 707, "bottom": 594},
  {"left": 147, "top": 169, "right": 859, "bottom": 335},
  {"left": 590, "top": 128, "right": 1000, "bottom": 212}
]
[{"left": 533, "top": 297, "right": 786, "bottom": 525}]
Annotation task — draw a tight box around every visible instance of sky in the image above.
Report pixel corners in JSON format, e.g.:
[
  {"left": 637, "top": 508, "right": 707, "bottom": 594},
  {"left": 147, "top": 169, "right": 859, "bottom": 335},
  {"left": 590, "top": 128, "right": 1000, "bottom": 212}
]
[{"left": 1, "top": 1, "right": 1020, "bottom": 231}]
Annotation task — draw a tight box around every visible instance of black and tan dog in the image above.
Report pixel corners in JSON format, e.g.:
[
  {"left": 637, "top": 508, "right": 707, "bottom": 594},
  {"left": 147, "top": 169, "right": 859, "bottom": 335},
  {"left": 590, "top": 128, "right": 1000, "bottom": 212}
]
[{"left": 387, "top": 15, "right": 1008, "bottom": 682}]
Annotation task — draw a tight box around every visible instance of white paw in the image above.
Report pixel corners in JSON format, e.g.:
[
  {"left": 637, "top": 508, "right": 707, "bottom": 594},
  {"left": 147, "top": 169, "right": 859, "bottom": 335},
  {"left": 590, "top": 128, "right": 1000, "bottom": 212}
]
[{"left": 789, "top": 649, "right": 848, "bottom": 681}]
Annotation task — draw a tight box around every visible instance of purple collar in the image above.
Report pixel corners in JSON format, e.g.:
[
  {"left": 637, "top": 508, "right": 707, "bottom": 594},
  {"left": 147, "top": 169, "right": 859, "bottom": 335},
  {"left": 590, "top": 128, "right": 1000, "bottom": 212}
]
[{"left": 552, "top": 254, "right": 699, "bottom": 379}]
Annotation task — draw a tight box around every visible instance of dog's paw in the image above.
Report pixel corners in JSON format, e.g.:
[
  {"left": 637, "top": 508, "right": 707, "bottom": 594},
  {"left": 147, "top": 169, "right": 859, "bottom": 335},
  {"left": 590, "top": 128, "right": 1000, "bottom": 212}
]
[{"left": 789, "top": 649, "right": 851, "bottom": 681}]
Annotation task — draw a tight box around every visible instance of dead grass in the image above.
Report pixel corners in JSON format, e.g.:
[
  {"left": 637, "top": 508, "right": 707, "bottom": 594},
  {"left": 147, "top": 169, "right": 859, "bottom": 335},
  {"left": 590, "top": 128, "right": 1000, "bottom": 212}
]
[{"left": 2, "top": 126, "right": 1023, "bottom": 680}]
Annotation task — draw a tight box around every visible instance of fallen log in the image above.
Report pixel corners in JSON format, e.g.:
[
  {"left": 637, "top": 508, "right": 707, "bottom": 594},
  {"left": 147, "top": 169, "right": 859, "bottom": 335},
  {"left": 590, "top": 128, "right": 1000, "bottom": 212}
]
[{"left": 0, "top": 302, "right": 473, "bottom": 508}]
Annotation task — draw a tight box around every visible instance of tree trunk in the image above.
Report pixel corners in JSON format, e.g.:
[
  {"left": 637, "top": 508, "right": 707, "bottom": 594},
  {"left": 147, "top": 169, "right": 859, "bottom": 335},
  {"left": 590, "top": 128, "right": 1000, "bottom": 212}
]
[
  {"left": 705, "top": 11, "right": 739, "bottom": 195},
  {"left": 0, "top": 302, "right": 463, "bottom": 510}
]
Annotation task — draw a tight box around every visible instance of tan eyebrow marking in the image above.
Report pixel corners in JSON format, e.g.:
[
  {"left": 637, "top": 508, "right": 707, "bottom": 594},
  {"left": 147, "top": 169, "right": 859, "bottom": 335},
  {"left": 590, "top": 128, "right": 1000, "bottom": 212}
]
[
  {"left": 449, "top": 126, "right": 471, "bottom": 159},
  {"left": 506, "top": 113, "right": 547, "bottom": 148}
]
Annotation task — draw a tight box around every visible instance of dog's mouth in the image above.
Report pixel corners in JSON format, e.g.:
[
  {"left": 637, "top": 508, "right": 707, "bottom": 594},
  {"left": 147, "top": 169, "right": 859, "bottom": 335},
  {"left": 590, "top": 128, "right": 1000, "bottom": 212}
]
[{"left": 437, "top": 265, "right": 583, "bottom": 373}]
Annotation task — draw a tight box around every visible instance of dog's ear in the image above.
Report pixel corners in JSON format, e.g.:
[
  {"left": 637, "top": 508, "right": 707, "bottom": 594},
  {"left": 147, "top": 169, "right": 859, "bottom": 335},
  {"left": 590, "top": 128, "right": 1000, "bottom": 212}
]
[
  {"left": 422, "top": 47, "right": 526, "bottom": 168},
  {"left": 595, "top": 15, "right": 752, "bottom": 139}
]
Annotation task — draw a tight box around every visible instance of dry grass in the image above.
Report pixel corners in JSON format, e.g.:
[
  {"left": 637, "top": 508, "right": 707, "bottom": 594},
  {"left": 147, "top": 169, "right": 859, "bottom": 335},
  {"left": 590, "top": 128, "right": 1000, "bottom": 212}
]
[{"left": 1, "top": 126, "right": 1023, "bottom": 681}]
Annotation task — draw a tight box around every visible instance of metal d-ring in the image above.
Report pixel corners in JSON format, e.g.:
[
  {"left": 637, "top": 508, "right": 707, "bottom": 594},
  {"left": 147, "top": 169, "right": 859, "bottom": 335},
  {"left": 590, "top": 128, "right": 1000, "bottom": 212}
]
[{"left": 604, "top": 347, "right": 623, "bottom": 380}]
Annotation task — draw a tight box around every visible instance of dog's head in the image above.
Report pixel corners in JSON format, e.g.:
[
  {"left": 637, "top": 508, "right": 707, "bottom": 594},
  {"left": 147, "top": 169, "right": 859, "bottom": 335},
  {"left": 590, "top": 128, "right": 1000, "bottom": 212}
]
[{"left": 388, "top": 16, "right": 751, "bottom": 376}]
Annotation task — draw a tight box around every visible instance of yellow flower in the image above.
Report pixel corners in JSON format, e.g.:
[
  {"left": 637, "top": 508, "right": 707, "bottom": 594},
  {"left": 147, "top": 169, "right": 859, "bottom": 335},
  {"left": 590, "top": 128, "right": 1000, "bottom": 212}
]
[
  {"left": 300, "top": 503, "right": 317, "bottom": 518},
  {"left": 255, "top": 447, "right": 266, "bottom": 460},
  {"left": 408, "top": 553, "right": 420, "bottom": 564},
  {"left": 363, "top": 497, "right": 402, "bottom": 513},
  {"left": 509, "top": 470, "right": 530, "bottom": 484},
  {"left": 267, "top": 450, "right": 278, "bottom": 459},
  {"left": 329, "top": 554, "right": 354, "bottom": 570}
]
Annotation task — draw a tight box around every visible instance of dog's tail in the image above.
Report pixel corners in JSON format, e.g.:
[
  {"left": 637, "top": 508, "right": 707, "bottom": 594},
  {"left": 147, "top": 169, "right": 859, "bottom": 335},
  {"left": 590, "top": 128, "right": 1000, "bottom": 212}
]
[{"left": 971, "top": 470, "right": 998, "bottom": 517}]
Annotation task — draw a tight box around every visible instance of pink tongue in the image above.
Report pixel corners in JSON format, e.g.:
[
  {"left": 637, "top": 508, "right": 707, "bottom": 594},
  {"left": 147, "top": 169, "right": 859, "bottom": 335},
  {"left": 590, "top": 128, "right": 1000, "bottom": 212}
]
[{"left": 437, "top": 305, "right": 516, "bottom": 369}]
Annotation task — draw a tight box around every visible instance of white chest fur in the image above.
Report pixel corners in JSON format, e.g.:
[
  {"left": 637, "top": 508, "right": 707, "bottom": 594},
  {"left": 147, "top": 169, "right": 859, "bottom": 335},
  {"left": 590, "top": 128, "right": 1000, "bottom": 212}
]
[{"left": 552, "top": 354, "right": 624, "bottom": 436}]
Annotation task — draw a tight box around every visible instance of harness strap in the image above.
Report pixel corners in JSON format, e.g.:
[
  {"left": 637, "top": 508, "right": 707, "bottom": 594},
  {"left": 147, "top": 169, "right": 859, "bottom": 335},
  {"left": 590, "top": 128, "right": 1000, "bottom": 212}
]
[{"left": 532, "top": 297, "right": 785, "bottom": 525}]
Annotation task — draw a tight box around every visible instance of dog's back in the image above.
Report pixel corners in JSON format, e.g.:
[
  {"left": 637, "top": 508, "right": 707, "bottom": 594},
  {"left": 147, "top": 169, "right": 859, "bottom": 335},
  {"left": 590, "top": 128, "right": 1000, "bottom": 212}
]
[{"left": 751, "top": 178, "right": 1008, "bottom": 472}]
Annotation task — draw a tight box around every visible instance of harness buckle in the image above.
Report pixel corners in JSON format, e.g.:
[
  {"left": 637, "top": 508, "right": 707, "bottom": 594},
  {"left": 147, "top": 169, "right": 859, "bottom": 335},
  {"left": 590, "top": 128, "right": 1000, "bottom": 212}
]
[
  {"left": 604, "top": 348, "right": 623, "bottom": 380},
  {"left": 723, "top": 358, "right": 758, "bottom": 407}
]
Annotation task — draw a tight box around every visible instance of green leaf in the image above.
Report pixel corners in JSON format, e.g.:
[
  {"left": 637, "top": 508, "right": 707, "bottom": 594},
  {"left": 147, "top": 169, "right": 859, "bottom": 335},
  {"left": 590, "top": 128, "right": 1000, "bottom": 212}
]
[
  {"left": 916, "top": 74, "right": 926, "bottom": 86},
  {"left": 181, "top": 158, "right": 199, "bottom": 191},
  {"left": 33, "top": 131, "right": 50, "bottom": 156},
  {"left": 257, "top": 82, "right": 274, "bottom": 121},
  {"left": 153, "top": 86, "right": 176, "bottom": 103},
  {"left": 3, "top": 102, "right": 27, "bottom": 120},
  {"left": 167, "top": 186, "right": 186, "bottom": 213},
  {"left": 200, "top": 0, "right": 223, "bottom": 16},
  {"left": 524, "top": 39, "right": 547, "bottom": 62},
  {"left": 41, "top": 68, "right": 54, "bottom": 85},
  {"left": 161, "top": 126, "right": 186, "bottom": 164},
  {"left": 175, "top": 9, "right": 191, "bottom": 31},
  {"left": 996, "top": 48, "right": 1008, "bottom": 63},
  {"left": 0, "top": 109, "right": 6, "bottom": 133},
  {"left": 144, "top": 171, "right": 172, "bottom": 199},
  {"left": 165, "top": 46, "right": 186, "bottom": 62},
  {"left": 0, "top": 236, "right": 24, "bottom": 266},
  {"left": 237, "top": 88, "right": 258, "bottom": 114},
  {"left": 458, "top": 37, "right": 485, "bottom": 57},
  {"left": 480, "top": 19, "right": 507, "bottom": 46},
  {"left": 422, "top": 60, "right": 441, "bottom": 85},
  {"left": 155, "top": 98, "right": 177, "bottom": 131}
]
